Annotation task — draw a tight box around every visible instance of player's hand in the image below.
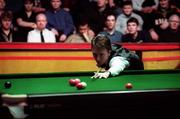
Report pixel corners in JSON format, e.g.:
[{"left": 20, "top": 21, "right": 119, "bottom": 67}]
[{"left": 91, "top": 71, "right": 110, "bottom": 79}]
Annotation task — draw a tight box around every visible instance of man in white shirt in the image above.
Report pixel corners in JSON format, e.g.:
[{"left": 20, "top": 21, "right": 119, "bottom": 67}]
[{"left": 27, "top": 13, "right": 56, "bottom": 43}]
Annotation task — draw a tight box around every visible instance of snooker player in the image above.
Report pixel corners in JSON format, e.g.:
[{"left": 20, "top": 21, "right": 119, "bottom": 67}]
[{"left": 91, "top": 34, "right": 144, "bottom": 79}]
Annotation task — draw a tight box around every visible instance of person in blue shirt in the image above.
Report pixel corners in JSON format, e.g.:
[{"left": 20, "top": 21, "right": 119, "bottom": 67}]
[
  {"left": 45, "top": 0, "right": 74, "bottom": 42},
  {"left": 99, "top": 11, "right": 123, "bottom": 43},
  {"left": 91, "top": 34, "right": 144, "bottom": 79}
]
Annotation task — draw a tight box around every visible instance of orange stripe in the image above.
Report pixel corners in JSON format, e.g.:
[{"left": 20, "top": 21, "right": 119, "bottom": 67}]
[
  {"left": 0, "top": 56, "right": 94, "bottom": 60},
  {"left": 143, "top": 56, "right": 180, "bottom": 61}
]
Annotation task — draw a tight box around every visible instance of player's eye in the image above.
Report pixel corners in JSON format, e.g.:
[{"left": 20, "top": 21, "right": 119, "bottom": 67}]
[{"left": 93, "top": 53, "right": 97, "bottom": 57}]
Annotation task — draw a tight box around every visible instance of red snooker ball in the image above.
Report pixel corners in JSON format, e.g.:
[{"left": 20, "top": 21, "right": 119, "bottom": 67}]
[
  {"left": 76, "top": 82, "right": 86, "bottom": 89},
  {"left": 126, "top": 83, "right": 132, "bottom": 89},
  {"left": 74, "top": 78, "right": 81, "bottom": 85},
  {"left": 69, "top": 79, "right": 76, "bottom": 86}
]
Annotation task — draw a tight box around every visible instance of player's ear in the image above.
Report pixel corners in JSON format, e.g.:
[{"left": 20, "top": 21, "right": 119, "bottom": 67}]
[{"left": 108, "top": 50, "right": 111, "bottom": 56}]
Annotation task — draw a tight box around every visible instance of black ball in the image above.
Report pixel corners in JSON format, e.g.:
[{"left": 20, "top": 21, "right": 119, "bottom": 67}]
[{"left": 4, "top": 81, "right": 11, "bottom": 89}]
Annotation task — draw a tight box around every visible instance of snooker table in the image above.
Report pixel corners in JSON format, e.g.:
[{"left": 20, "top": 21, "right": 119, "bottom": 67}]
[{"left": 0, "top": 70, "right": 180, "bottom": 119}]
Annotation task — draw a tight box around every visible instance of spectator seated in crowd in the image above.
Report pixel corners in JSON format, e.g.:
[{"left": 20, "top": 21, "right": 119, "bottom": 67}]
[
  {"left": 32, "top": 0, "right": 49, "bottom": 13},
  {"left": 0, "top": 0, "right": 5, "bottom": 16},
  {"left": 99, "top": 11, "right": 122, "bottom": 43},
  {"left": 16, "top": 0, "right": 37, "bottom": 42},
  {"left": 27, "top": 13, "right": 56, "bottom": 43},
  {"left": 149, "top": 0, "right": 180, "bottom": 41},
  {"left": 65, "top": 18, "right": 95, "bottom": 43},
  {"left": 0, "top": 11, "right": 18, "bottom": 42},
  {"left": 132, "top": 0, "right": 158, "bottom": 14},
  {"left": 45, "top": 0, "right": 74, "bottom": 42},
  {"left": 115, "top": 0, "right": 144, "bottom": 35},
  {"left": 122, "top": 17, "right": 152, "bottom": 43},
  {"left": 73, "top": 0, "right": 116, "bottom": 35},
  {"left": 159, "top": 14, "right": 180, "bottom": 42}
]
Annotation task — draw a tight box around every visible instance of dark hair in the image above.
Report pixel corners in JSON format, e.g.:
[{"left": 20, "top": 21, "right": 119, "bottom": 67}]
[
  {"left": 122, "top": 0, "right": 132, "bottom": 7},
  {"left": 24, "top": 0, "right": 34, "bottom": 4},
  {"left": 127, "top": 17, "right": 139, "bottom": 26},
  {"left": 1, "top": 11, "right": 13, "bottom": 21},
  {"left": 91, "top": 34, "right": 112, "bottom": 51},
  {"left": 105, "top": 11, "right": 117, "bottom": 20},
  {"left": 77, "top": 17, "right": 89, "bottom": 27}
]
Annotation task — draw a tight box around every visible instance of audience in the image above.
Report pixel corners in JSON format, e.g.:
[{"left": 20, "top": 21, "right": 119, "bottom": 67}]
[
  {"left": 132, "top": 0, "right": 158, "bottom": 13},
  {"left": 0, "top": 11, "right": 18, "bottom": 42},
  {"left": 0, "top": 0, "right": 179, "bottom": 43},
  {"left": 122, "top": 17, "right": 152, "bottom": 43},
  {"left": 33, "top": 0, "right": 47, "bottom": 13},
  {"left": 45, "top": 0, "right": 74, "bottom": 42},
  {"left": 99, "top": 11, "right": 122, "bottom": 43},
  {"left": 73, "top": 0, "right": 115, "bottom": 35},
  {"left": 115, "top": 1, "right": 144, "bottom": 34},
  {"left": 0, "top": 0, "right": 5, "bottom": 17},
  {"left": 159, "top": 14, "right": 180, "bottom": 42},
  {"left": 65, "top": 18, "right": 95, "bottom": 43},
  {"left": 149, "top": 0, "right": 179, "bottom": 41},
  {"left": 27, "top": 13, "right": 56, "bottom": 43},
  {"left": 5, "top": 0, "right": 24, "bottom": 13},
  {"left": 16, "top": 0, "right": 37, "bottom": 42}
]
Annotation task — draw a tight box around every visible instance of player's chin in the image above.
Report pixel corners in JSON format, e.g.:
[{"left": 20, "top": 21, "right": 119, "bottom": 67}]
[{"left": 96, "top": 63, "right": 103, "bottom": 67}]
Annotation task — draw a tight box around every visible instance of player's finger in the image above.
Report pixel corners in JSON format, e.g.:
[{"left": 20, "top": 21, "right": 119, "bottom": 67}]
[
  {"left": 91, "top": 72, "right": 98, "bottom": 78},
  {"left": 91, "top": 76, "right": 95, "bottom": 78}
]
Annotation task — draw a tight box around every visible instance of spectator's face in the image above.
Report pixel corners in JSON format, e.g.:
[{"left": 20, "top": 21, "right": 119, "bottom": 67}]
[
  {"left": 0, "top": 0, "right": 5, "bottom": 10},
  {"left": 159, "top": 0, "right": 169, "bottom": 9},
  {"left": 92, "top": 47, "right": 110, "bottom": 67},
  {"left": 1, "top": 19, "right": 12, "bottom": 30},
  {"left": 123, "top": 5, "right": 133, "bottom": 16},
  {"left": 24, "top": 2, "right": 33, "bottom": 12},
  {"left": 169, "top": 16, "right": 180, "bottom": 30},
  {"left": 97, "top": 0, "right": 107, "bottom": 8},
  {"left": 105, "top": 15, "right": 116, "bottom": 30},
  {"left": 36, "top": 14, "right": 47, "bottom": 30},
  {"left": 127, "top": 22, "right": 138, "bottom": 34},
  {"left": 51, "top": 0, "right": 61, "bottom": 10},
  {"left": 79, "top": 24, "right": 89, "bottom": 34}
]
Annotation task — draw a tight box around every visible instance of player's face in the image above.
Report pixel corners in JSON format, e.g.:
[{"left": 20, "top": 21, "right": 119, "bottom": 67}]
[
  {"left": 92, "top": 47, "right": 111, "bottom": 67},
  {"left": 1, "top": 19, "right": 12, "bottom": 30},
  {"left": 105, "top": 15, "right": 116, "bottom": 30},
  {"left": 51, "top": 0, "right": 61, "bottom": 10},
  {"left": 127, "top": 22, "right": 138, "bottom": 34},
  {"left": 36, "top": 14, "right": 47, "bottom": 30},
  {"left": 123, "top": 5, "right": 133, "bottom": 16},
  {"left": 169, "top": 16, "right": 180, "bottom": 30}
]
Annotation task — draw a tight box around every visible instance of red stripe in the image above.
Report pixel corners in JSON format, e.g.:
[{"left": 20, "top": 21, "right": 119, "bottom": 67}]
[
  {"left": 0, "top": 56, "right": 180, "bottom": 61},
  {"left": 0, "top": 43, "right": 91, "bottom": 50},
  {"left": 0, "top": 43, "right": 179, "bottom": 50}
]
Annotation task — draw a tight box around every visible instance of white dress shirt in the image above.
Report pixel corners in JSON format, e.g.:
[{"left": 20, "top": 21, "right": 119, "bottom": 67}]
[
  {"left": 27, "top": 29, "right": 56, "bottom": 43},
  {"left": 108, "top": 56, "right": 130, "bottom": 76}
]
